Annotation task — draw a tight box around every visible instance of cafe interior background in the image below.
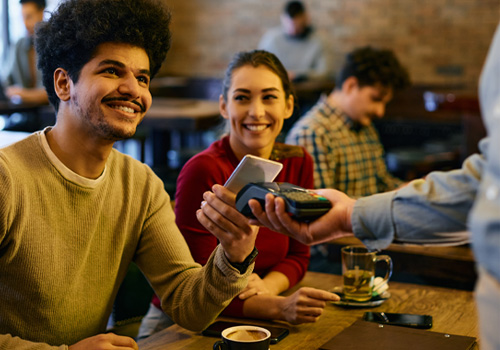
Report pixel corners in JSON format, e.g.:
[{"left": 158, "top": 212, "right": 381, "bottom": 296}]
[
  {"left": 1, "top": 1, "right": 499, "bottom": 208},
  {"left": 2, "top": 0, "right": 498, "bottom": 163},
  {"left": 1, "top": 0, "right": 499, "bottom": 337},
  {"left": 2, "top": 0, "right": 498, "bottom": 169},
  {"left": 2, "top": 0, "right": 494, "bottom": 86}
]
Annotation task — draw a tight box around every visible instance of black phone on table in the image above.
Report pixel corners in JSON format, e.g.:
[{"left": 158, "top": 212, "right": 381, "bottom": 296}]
[
  {"left": 363, "top": 312, "right": 433, "bottom": 329},
  {"left": 202, "top": 320, "right": 290, "bottom": 344}
]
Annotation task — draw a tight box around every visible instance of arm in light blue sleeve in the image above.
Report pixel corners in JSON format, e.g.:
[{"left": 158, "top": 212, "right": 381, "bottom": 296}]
[
  {"left": 352, "top": 140, "right": 486, "bottom": 250},
  {"left": 469, "top": 147, "right": 500, "bottom": 282},
  {"left": 469, "top": 22, "right": 500, "bottom": 282}
]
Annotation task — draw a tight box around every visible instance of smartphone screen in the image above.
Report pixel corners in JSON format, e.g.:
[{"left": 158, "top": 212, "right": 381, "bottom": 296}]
[
  {"left": 224, "top": 155, "right": 283, "bottom": 193},
  {"left": 201, "top": 321, "right": 290, "bottom": 344},
  {"left": 363, "top": 312, "right": 433, "bottom": 329}
]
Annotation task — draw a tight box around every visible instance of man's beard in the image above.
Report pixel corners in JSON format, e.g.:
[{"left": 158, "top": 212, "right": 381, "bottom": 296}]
[{"left": 75, "top": 95, "right": 138, "bottom": 141}]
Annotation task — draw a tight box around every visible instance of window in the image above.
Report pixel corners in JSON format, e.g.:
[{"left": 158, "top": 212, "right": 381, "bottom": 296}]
[
  {"left": 9, "top": 1, "right": 25, "bottom": 44},
  {"left": 0, "top": 0, "right": 7, "bottom": 63}
]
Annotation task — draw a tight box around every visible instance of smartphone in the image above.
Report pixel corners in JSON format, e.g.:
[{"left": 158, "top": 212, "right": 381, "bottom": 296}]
[
  {"left": 363, "top": 312, "right": 433, "bottom": 329},
  {"left": 224, "top": 155, "right": 283, "bottom": 193},
  {"left": 236, "top": 182, "right": 332, "bottom": 221},
  {"left": 201, "top": 320, "right": 290, "bottom": 344}
]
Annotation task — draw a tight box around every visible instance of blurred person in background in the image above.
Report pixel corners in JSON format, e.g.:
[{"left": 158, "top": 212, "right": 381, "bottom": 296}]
[
  {"left": 258, "top": 1, "right": 329, "bottom": 82},
  {"left": 286, "top": 46, "right": 410, "bottom": 198},
  {"left": 2, "top": 0, "right": 48, "bottom": 105}
]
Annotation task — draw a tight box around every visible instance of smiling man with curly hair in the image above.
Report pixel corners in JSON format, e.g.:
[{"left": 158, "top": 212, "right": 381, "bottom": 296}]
[{"left": 0, "top": 0, "right": 257, "bottom": 349}]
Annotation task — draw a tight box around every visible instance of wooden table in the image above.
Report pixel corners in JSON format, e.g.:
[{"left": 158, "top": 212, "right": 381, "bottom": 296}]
[
  {"left": 0, "top": 100, "right": 44, "bottom": 115},
  {"left": 0, "top": 101, "right": 54, "bottom": 132},
  {"left": 133, "top": 97, "right": 221, "bottom": 166},
  {"left": 138, "top": 272, "right": 478, "bottom": 350},
  {"left": 143, "top": 98, "right": 220, "bottom": 131}
]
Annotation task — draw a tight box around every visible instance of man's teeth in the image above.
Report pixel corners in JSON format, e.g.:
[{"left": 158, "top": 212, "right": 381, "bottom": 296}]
[
  {"left": 112, "top": 105, "right": 135, "bottom": 113},
  {"left": 245, "top": 125, "right": 268, "bottom": 131}
]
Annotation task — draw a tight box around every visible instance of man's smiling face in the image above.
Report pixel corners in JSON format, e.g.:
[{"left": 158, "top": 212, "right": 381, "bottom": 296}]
[{"left": 67, "top": 42, "right": 152, "bottom": 141}]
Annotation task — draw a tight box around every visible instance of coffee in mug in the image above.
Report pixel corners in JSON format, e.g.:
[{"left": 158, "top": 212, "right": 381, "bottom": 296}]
[{"left": 213, "top": 325, "right": 271, "bottom": 350}]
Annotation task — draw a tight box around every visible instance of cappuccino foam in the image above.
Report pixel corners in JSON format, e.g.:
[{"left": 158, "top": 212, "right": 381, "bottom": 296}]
[{"left": 226, "top": 330, "right": 267, "bottom": 341}]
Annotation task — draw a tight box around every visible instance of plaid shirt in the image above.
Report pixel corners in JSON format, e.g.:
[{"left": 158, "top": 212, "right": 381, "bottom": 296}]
[{"left": 286, "top": 98, "right": 403, "bottom": 197}]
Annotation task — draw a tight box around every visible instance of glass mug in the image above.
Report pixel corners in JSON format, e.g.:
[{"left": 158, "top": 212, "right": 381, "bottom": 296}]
[
  {"left": 213, "top": 325, "right": 271, "bottom": 350},
  {"left": 341, "top": 245, "right": 393, "bottom": 302}
]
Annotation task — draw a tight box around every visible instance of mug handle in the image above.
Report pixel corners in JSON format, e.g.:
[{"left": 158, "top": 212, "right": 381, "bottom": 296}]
[
  {"left": 213, "top": 340, "right": 229, "bottom": 350},
  {"left": 375, "top": 254, "right": 393, "bottom": 286}
]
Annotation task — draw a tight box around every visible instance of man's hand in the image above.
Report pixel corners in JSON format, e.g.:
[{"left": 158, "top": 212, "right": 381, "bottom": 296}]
[
  {"left": 197, "top": 184, "right": 258, "bottom": 264},
  {"left": 278, "top": 287, "right": 340, "bottom": 324},
  {"left": 248, "top": 188, "right": 356, "bottom": 245},
  {"left": 69, "top": 333, "right": 138, "bottom": 350}
]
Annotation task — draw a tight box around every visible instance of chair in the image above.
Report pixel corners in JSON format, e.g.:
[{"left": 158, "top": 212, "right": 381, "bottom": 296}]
[{"left": 108, "top": 262, "right": 154, "bottom": 338}]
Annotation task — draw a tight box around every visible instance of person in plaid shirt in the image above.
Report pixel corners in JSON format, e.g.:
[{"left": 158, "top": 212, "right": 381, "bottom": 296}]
[{"left": 286, "top": 46, "right": 410, "bottom": 198}]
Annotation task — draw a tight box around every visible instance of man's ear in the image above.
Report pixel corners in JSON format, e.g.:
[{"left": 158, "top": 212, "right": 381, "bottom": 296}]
[
  {"left": 342, "top": 76, "right": 359, "bottom": 94},
  {"left": 219, "top": 94, "right": 229, "bottom": 120},
  {"left": 53, "top": 68, "right": 71, "bottom": 102}
]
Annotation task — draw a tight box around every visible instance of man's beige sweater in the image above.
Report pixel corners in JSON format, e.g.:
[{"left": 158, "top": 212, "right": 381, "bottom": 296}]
[{"left": 0, "top": 130, "right": 250, "bottom": 349}]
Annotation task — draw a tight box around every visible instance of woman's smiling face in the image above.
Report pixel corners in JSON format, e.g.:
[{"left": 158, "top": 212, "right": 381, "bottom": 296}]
[{"left": 220, "top": 64, "right": 294, "bottom": 160}]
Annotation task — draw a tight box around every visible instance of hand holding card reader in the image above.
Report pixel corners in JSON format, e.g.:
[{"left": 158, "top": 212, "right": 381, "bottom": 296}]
[{"left": 236, "top": 182, "right": 332, "bottom": 221}]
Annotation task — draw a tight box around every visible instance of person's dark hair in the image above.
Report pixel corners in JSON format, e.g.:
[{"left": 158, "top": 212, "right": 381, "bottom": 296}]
[
  {"left": 336, "top": 46, "right": 411, "bottom": 90},
  {"left": 35, "top": 0, "right": 171, "bottom": 111},
  {"left": 221, "top": 50, "right": 295, "bottom": 103},
  {"left": 20, "top": 0, "right": 46, "bottom": 10},
  {"left": 284, "top": 1, "right": 305, "bottom": 18}
]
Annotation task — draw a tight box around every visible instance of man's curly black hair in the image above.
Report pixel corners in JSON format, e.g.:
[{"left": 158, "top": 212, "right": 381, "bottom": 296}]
[
  {"left": 35, "top": 0, "right": 171, "bottom": 111},
  {"left": 336, "top": 46, "right": 411, "bottom": 90}
]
